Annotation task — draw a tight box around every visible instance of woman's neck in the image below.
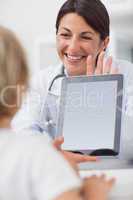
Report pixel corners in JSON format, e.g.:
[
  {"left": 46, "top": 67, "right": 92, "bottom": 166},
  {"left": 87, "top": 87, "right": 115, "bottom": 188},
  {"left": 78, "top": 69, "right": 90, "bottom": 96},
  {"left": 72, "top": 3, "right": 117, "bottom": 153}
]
[{"left": 0, "top": 117, "right": 11, "bottom": 129}]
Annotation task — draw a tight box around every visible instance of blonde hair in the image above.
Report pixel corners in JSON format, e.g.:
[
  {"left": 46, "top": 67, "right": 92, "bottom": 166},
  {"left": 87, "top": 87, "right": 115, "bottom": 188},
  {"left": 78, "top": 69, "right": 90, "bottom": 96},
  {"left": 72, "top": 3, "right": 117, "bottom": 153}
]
[{"left": 0, "top": 26, "right": 29, "bottom": 117}]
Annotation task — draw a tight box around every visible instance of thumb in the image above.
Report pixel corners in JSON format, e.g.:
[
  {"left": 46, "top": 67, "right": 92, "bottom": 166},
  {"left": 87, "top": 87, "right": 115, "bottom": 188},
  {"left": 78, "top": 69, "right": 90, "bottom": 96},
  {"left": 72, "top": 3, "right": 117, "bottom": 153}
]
[
  {"left": 86, "top": 55, "right": 94, "bottom": 75},
  {"left": 53, "top": 136, "right": 64, "bottom": 150}
]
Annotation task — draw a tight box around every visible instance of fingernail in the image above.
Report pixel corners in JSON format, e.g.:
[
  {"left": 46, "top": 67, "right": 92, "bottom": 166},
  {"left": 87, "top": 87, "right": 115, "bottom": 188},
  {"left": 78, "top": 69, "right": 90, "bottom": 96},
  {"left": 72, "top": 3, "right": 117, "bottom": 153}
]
[
  {"left": 58, "top": 136, "right": 63, "bottom": 140},
  {"left": 87, "top": 55, "right": 92, "bottom": 59}
]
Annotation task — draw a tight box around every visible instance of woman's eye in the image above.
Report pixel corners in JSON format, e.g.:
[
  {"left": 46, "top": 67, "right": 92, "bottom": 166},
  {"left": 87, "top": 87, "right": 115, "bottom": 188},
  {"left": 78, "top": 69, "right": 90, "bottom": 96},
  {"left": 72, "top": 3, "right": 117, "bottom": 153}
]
[
  {"left": 60, "top": 33, "right": 70, "bottom": 38},
  {"left": 82, "top": 36, "right": 93, "bottom": 40}
]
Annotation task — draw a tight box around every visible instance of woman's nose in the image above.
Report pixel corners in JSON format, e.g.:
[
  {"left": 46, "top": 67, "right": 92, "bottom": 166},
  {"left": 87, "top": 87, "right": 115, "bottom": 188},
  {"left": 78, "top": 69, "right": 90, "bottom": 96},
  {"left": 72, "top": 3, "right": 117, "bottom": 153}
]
[{"left": 67, "top": 37, "right": 80, "bottom": 52}]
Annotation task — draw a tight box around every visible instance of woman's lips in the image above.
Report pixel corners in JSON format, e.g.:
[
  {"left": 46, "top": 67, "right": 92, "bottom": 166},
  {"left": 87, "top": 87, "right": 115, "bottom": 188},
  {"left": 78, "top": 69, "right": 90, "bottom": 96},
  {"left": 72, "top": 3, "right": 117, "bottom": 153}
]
[{"left": 64, "top": 53, "right": 86, "bottom": 63}]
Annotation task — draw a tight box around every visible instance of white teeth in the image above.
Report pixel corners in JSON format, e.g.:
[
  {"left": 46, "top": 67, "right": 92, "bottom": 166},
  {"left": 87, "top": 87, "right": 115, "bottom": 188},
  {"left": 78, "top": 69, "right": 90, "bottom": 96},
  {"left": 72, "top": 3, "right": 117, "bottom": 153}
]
[{"left": 67, "top": 55, "right": 83, "bottom": 60}]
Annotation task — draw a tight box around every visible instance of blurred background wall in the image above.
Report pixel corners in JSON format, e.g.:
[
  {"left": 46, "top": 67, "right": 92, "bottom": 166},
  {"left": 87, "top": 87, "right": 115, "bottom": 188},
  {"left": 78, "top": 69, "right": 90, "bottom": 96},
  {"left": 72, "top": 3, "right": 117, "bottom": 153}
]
[
  {"left": 0, "top": 0, "right": 133, "bottom": 73},
  {"left": 103, "top": 0, "right": 133, "bottom": 63}
]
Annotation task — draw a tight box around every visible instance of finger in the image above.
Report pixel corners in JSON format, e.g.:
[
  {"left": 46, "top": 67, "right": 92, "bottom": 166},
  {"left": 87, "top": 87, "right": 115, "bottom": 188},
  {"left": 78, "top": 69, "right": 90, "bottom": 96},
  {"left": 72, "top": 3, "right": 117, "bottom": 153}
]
[
  {"left": 84, "top": 175, "right": 97, "bottom": 183},
  {"left": 86, "top": 55, "right": 94, "bottom": 75},
  {"left": 108, "top": 178, "right": 116, "bottom": 187},
  {"left": 84, "top": 176, "right": 96, "bottom": 182},
  {"left": 100, "top": 174, "right": 106, "bottom": 180},
  {"left": 95, "top": 51, "right": 105, "bottom": 75},
  {"left": 89, "top": 175, "right": 97, "bottom": 179},
  {"left": 64, "top": 151, "right": 97, "bottom": 163},
  {"left": 110, "top": 67, "right": 119, "bottom": 74},
  {"left": 53, "top": 136, "right": 64, "bottom": 150},
  {"left": 103, "top": 56, "right": 112, "bottom": 74}
]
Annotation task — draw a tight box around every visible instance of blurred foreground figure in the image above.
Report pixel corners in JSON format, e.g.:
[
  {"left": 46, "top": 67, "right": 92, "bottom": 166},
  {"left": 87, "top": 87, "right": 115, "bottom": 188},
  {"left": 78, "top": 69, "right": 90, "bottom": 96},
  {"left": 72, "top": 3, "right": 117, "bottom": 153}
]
[{"left": 0, "top": 26, "right": 114, "bottom": 200}]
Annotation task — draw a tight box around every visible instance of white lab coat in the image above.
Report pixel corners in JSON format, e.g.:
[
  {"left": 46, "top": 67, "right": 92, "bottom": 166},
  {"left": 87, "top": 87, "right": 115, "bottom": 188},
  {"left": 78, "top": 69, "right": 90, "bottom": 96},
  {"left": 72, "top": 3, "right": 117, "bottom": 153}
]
[{"left": 12, "top": 59, "right": 133, "bottom": 141}]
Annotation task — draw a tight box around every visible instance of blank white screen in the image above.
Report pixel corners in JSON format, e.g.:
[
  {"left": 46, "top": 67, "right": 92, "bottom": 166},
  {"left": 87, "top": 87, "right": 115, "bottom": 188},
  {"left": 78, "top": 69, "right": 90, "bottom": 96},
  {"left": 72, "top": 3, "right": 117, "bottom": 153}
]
[{"left": 62, "top": 81, "right": 117, "bottom": 150}]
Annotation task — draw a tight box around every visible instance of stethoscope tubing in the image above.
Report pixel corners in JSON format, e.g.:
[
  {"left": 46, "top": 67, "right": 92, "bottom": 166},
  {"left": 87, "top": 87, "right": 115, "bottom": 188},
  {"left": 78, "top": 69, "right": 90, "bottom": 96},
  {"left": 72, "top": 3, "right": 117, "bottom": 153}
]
[{"left": 48, "top": 65, "right": 65, "bottom": 91}]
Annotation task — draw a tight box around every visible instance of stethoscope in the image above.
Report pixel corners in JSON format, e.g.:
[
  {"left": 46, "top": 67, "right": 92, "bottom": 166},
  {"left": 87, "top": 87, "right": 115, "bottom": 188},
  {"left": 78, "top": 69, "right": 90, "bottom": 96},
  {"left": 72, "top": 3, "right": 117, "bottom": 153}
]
[
  {"left": 44, "top": 65, "right": 65, "bottom": 131},
  {"left": 48, "top": 65, "right": 66, "bottom": 92}
]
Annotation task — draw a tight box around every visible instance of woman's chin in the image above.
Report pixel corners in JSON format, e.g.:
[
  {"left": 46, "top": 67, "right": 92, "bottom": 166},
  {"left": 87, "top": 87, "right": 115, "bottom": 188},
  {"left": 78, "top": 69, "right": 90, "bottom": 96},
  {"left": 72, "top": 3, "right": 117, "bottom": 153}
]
[{"left": 67, "top": 67, "right": 86, "bottom": 76}]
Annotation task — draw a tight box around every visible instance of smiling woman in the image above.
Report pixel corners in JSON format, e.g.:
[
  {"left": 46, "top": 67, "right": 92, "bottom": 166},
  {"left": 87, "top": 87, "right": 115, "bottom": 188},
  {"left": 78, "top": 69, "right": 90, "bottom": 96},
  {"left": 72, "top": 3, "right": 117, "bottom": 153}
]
[
  {"left": 56, "top": 13, "right": 109, "bottom": 76},
  {"left": 56, "top": 0, "right": 110, "bottom": 76}
]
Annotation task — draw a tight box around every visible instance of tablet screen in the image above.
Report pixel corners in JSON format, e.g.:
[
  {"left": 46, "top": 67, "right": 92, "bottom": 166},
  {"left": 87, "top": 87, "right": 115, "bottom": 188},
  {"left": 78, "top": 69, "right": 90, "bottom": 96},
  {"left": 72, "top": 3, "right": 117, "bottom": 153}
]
[{"left": 61, "top": 80, "right": 118, "bottom": 151}]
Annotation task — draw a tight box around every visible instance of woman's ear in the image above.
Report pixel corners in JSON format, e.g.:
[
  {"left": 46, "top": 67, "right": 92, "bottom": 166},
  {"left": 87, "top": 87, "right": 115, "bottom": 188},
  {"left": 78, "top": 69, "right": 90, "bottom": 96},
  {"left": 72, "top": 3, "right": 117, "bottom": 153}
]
[{"left": 103, "top": 36, "right": 110, "bottom": 51}]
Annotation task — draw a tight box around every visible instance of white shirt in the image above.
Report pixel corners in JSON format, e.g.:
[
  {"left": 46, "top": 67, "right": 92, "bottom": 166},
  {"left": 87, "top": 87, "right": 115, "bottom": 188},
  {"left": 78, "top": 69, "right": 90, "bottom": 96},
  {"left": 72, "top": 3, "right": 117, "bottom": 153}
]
[
  {"left": 0, "top": 129, "right": 81, "bottom": 200},
  {"left": 12, "top": 59, "right": 133, "bottom": 136}
]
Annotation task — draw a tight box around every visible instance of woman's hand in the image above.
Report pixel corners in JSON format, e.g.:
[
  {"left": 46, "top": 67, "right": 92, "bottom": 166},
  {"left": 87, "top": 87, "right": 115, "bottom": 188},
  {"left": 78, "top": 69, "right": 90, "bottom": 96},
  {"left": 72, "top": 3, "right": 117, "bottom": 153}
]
[
  {"left": 53, "top": 136, "right": 97, "bottom": 164},
  {"left": 82, "top": 174, "right": 115, "bottom": 200},
  {"left": 86, "top": 51, "right": 118, "bottom": 76}
]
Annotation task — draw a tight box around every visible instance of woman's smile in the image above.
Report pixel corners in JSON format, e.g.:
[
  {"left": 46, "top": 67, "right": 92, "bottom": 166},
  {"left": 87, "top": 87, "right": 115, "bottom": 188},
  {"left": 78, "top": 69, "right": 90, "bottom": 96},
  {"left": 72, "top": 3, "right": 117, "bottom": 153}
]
[{"left": 64, "top": 53, "right": 87, "bottom": 64}]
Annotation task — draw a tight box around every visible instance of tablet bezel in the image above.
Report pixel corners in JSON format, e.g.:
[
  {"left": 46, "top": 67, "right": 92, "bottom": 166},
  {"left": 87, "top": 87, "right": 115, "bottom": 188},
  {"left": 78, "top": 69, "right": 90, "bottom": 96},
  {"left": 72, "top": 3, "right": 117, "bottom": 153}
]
[{"left": 56, "top": 74, "right": 123, "bottom": 156}]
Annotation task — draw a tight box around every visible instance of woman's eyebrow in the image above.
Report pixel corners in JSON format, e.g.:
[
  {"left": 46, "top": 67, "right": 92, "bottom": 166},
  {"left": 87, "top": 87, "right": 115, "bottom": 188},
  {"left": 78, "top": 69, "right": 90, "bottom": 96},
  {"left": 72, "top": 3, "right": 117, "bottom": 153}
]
[
  {"left": 58, "top": 28, "right": 95, "bottom": 35},
  {"left": 59, "top": 27, "right": 71, "bottom": 32},
  {"left": 81, "top": 31, "right": 94, "bottom": 35}
]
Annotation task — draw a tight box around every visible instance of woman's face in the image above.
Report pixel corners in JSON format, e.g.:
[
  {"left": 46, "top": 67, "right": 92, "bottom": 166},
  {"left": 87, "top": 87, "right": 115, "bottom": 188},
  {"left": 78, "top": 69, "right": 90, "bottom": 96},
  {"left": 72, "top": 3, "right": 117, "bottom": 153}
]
[{"left": 56, "top": 13, "right": 108, "bottom": 76}]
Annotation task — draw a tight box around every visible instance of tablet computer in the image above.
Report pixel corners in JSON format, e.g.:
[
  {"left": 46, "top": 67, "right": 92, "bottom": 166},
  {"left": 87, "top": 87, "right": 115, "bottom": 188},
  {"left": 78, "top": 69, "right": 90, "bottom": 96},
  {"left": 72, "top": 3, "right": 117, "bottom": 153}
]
[{"left": 56, "top": 74, "right": 123, "bottom": 156}]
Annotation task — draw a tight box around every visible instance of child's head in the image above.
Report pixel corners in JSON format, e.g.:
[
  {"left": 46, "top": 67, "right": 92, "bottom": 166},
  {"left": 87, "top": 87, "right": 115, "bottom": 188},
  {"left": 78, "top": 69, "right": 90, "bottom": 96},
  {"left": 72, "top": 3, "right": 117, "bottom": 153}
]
[{"left": 0, "top": 26, "right": 29, "bottom": 118}]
